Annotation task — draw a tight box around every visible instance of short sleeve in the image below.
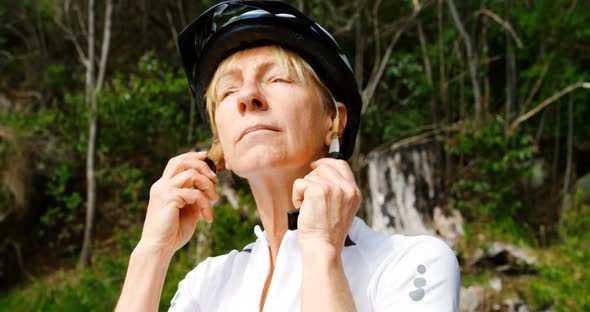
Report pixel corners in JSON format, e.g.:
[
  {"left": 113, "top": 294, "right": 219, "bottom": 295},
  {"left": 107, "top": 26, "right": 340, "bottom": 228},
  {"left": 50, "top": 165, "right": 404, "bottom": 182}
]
[
  {"left": 168, "top": 260, "right": 208, "bottom": 312},
  {"left": 369, "top": 236, "right": 460, "bottom": 311}
]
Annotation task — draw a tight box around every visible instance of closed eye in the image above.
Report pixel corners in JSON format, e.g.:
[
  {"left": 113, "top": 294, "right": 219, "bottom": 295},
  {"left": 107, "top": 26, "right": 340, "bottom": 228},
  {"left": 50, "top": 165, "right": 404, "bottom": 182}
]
[
  {"left": 270, "top": 76, "right": 292, "bottom": 83},
  {"left": 220, "top": 89, "right": 237, "bottom": 101}
]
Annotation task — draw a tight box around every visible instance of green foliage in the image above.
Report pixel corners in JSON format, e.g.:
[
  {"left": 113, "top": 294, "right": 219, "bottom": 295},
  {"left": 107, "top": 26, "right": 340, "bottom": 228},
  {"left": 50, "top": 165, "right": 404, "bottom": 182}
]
[
  {"left": 0, "top": 190, "right": 259, "bottom": 311},
  {"left": 1, "top": 0, "right": 589, "bottom": 308},
  {"left": 0, "top": 232, "right": 132, "bottom": 311},
  {"left": 99, "top": 163, "right": 147, "bottom": 222},
  {"left": 39, "top": 163, "right": 84, "bottom": 252},
  {"left": 98, "top": 52, "right": 195, "bottom": 164},
  {"left": 526, "top": 192, "right": 590, "bottom": 311},
  {"left": 363, "top": 53, "right": 433, "bottom": 144},
  {"left": 94, "top": 52, "right": 210, "bottom": 225},
  {"left": 447, "top": 116, "right": 536, "bottom": 224},
  {"left": 1, "top": 51, "right": 212, "bottom": 254},
  {"left": 209, "top": 190, "right": 258, "bottom": 256}
]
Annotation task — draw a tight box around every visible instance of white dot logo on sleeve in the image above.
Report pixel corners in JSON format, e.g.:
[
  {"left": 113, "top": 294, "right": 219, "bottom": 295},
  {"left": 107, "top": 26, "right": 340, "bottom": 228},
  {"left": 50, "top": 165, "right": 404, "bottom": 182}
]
[{"left": 409, "top": 264, "right": 427, "bottom": 301}]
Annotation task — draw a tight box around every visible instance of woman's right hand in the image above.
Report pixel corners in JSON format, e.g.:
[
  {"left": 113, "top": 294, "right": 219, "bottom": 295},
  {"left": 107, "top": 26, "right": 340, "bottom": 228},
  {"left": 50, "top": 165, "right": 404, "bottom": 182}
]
[{"left": 138, "top": 151, "right": 219, "bottom": 254}]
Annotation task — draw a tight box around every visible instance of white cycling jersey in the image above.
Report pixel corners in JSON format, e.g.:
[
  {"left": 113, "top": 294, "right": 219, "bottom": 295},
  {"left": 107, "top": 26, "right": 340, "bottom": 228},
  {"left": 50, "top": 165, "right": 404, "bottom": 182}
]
[{"left": 169, "top": 217, "right": 460, "bottom": 311}]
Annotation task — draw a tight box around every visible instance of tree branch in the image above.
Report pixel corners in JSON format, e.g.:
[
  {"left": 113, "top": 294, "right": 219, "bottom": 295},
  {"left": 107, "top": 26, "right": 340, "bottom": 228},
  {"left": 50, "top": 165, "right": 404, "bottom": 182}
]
[
  {"left": 509, "top": 81, "right": 590, "bottom": 131},
  {"left": 474, "top": 9, "right": 523, "bottom": 48},
  {"left": 361, "top": 7, "right": 421, "bottom": 112},
  {"left": 95, "top": 0, "right": 113, "bottom": 94},
  {"left": 521, "top": 62, "right": 550, "bottom": 113},
  {"left": 54, "top": 3, "right": 88, "bottom": 67}
]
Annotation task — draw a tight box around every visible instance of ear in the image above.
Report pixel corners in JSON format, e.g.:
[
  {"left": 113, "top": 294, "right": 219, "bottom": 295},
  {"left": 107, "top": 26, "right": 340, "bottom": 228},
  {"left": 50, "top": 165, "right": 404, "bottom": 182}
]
[
  {"left": 336, "top": 101, "right": 348, "bottom": 137},
  {"left": 324, "top": 102, "right": 348, "bottom": 147}
]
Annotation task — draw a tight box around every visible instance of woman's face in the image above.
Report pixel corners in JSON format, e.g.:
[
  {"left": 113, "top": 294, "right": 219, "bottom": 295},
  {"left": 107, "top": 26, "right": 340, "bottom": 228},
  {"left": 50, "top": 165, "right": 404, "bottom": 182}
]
[{"left": 213, "top": 46, "right": 334, "bottom": 178}]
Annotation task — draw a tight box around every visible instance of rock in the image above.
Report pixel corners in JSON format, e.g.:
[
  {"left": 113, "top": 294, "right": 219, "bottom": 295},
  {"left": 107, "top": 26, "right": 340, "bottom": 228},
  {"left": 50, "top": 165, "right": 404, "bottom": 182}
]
[
  {"left": 460, "top": 285, "right": 485, "bottom": 312},
  {"left": 0, "top": 94, "right": 11, "bottom": 111},
  {"left": 433, "top": 206, "right": 464, "bottom": 248},
  {"left": 488, "top": 276, "right": 502, "bottom": 292},
  {"left": 462, "top": 279, "right": 537, "bottom": 312},
  {"left": 471, "top": 242, "right": 537, "bottom": 274},
  {"left": 367, "top": 142, "right": 461, "bottom": 244},
  {"left": 0, "top": 126, "right": 36, "bottom": 288},
  {"left": 504, "top": 298, "right": 530, "bottom": 312}
]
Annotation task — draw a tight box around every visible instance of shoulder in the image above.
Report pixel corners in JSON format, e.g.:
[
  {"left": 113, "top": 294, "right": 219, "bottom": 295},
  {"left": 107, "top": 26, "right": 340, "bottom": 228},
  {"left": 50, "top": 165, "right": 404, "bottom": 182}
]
[
  {"left": 386, "top": 234, "right": 459, "bottom": 268},
  {"left": 186, "top": 244, "right": 254, "bottom": 288},
  {"left": 368, "top": 234, "right": 460, "bottom": 311},
  {"left": 347, "top": 218, "right": 455, "bottom": 260},
  {"left": 169, "top": 245, "right": 254, "bottom": 311},
  {"left": 348, "top": 218, "right": 457, "bottom": 270}
]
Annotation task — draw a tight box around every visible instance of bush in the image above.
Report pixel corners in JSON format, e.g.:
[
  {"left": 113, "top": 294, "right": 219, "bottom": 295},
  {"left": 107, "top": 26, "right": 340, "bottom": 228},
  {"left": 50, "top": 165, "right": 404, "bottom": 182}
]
[
  {"left": 0, "top": 185, "right": 260, "bottom": 311},
  {"left": 446, "top": 116, "right": 536, "bottom": 222},
  {"left": 527, "top": 191, "right": 590, "bottom": 311}
]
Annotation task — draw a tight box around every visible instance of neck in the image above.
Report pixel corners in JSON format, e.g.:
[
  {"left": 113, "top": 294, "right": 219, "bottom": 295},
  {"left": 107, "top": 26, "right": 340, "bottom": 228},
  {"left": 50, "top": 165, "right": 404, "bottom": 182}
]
[{"left": 248, "top": 164, "right": 311, "bottom": 264}]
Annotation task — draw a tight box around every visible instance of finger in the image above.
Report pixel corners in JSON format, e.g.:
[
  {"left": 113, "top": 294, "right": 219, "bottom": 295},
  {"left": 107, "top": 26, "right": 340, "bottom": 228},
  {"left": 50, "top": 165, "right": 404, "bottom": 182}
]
[
  {"left": 304, "top": 172, "right": 360, "bottom": 209},
  {"left": 179, "top": 202, "right": 201, "bottom": 225},
  {"left": 302, "top": 174, "right": 335, "bottom": 198},
  {"left": 170, "top": 169, "right": 219, "bottom": 201},
  {"left": 307, "top": 162, "right": 348, "bottom": 186},
  {"left": 171, "top": 188, "right": 208, "bottom": 208},
  {"left": 199, "top": 199, "right": 214, "bottom": 223},
  {"left": 292, "top": 178, "right": 311, "bottom": 208},
  {"left": 311, "top": 158, "right": 355, "bottom": 181},
  {"left": 307, "top": 162, "right": 359, "bottom": 197},
  {"left": 162, "top": 152, "right": 215, "bottom": 180},
  {"left": 173, "top": 189, "right": 213, "bottom": 224}
]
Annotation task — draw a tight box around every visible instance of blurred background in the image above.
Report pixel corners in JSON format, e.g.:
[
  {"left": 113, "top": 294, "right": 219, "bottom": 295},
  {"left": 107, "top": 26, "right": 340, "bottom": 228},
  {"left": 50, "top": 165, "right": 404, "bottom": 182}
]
[{"left": 0, "top": 0, "right": 589, "bottom": 310}]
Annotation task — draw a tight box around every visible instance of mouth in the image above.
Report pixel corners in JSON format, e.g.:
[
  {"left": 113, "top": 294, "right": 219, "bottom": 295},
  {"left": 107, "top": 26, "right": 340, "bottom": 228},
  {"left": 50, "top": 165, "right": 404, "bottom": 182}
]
[{"left": 237, "top": 124, "right": 280, "bottom": 142}]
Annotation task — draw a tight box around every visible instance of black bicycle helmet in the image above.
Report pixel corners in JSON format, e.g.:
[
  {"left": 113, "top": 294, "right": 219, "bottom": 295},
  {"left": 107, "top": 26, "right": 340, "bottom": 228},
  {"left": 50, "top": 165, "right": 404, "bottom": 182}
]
[{"left": 178, "top": 0, "right": 362, "bottom": 160}]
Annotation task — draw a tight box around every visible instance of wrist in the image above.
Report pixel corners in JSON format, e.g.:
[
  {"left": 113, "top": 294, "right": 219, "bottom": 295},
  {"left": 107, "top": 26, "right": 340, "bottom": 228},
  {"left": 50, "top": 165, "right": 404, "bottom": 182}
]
[
  {"left": 299, "top": 239, "right": 342, "bottom": 264},
  {"left": 133, "top": 240, "right": 176, "bottom": 261}
]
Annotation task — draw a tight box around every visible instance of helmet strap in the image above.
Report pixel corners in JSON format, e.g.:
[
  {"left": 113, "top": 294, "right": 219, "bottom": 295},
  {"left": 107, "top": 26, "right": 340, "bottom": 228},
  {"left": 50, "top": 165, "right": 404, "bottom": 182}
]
[
  {"left": 328, "top": 93, "right": 341, "bottom": 155},
  {"left": 329, "top": 136, "right": 340, "bottom": 154}
]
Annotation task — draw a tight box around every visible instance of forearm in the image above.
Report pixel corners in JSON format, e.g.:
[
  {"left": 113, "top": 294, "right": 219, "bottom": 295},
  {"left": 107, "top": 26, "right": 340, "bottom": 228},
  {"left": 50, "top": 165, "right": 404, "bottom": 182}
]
[
  {"left": 115, "top": 243, "right": 174, "bottom": 312},
  {"left": 300, "top": 243, "right": 356, "bottom": 312}
]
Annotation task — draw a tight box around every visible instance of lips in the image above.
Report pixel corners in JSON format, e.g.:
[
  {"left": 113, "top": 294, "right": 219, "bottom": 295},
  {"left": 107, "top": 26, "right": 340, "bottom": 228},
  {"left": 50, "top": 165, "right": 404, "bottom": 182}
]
[{"left": 237, "top": 124, "right": 280, "bottom": 142}]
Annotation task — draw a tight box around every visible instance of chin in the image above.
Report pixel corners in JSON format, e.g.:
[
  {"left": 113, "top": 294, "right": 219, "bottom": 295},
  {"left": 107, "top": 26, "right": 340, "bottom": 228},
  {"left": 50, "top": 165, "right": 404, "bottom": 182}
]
[{"left": 229, "top": 146, "right": 309, "bottom": 178}]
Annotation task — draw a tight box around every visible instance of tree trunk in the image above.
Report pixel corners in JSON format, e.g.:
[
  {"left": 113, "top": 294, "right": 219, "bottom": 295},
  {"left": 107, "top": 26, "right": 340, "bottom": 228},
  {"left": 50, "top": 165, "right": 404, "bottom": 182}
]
[
  {"left": 80, "top": 0, "right": 96, "bottom": 268},
  {"left": 297, "top": 0, "right": 304, "bottom": 13},
  {"left": 504, "top": 0, "right": 517, "bottom": 125},
  {"left": 413, "top": 0, "right": 436, "bottom": 124},
  {"left": 438, "top": 0, "right": 452, "bottom": 182},
  {"left": 367, "top": 141, "right": 463, "bottom": 247},
  {"left": 96, "top": 0, "right": 112, "bottom": 94},
  {"left": 560, "top": 96, "right": 574, "bottom": 226},
  {"left": 481, "top": 0, "right": 490, "bottom": 112},
  {"left": 354, "top": 9, "right": 364, "bottom": 88},
  {"left": 551, "top": 106, "right": 561, "bottom": 180},
  {"left": 80, "top": 0, "right": 113, "bottom": 268},
  {"left": 454, "top": 39, "right": 466, "bottom": 119},
  {"left": 445, "top": 0, "right": 481, "bottom": 121}
]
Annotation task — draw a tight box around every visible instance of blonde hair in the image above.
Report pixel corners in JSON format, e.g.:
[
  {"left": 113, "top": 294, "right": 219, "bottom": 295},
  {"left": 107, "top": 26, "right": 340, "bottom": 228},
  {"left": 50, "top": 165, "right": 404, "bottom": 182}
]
[{"left": 204, "top": 45, "right": 338, "bottom": 170}]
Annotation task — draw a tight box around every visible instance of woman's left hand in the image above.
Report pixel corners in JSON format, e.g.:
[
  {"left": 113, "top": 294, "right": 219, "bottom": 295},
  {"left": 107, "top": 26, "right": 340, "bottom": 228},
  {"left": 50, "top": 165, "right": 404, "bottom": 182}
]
[{"left": 292, "top": 158, "right": 362, "bottom": 253}]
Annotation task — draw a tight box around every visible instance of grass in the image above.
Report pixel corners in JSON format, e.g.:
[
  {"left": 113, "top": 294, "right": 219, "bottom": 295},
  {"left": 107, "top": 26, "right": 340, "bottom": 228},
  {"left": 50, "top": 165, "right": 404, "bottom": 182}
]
[
  {"left": 458, "top": 195, "right": 590, "bottom": 311},
  {"left": 0, "top": 197, "right": 258, "bottom": 312}
]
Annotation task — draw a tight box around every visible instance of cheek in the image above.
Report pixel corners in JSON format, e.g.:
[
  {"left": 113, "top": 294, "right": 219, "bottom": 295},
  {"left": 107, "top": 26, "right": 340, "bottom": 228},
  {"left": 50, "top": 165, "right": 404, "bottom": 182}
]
[
  {"left": 213, "top": 110, "right": 235, "bottom": 150},
  {"left": 288, "top": 104, "right": 330, "bottom": 145}
]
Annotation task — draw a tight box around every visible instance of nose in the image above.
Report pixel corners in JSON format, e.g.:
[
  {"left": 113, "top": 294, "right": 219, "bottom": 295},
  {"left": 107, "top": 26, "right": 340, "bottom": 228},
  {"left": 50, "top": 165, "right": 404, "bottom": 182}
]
[{"left": 237, "top": 81, "right": 268, "bottom": 114}]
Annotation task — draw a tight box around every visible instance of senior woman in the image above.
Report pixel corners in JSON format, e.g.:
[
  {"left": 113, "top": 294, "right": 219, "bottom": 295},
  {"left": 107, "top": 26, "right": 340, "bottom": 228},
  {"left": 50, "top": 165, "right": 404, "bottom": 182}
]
[{"left": 116, "top": 1, "right": 460, "bottom": 311}]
